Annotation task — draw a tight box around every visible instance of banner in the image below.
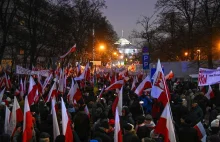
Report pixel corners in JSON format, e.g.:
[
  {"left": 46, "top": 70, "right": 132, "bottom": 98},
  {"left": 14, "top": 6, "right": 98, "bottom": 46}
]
[
  {"left": 16, "top": 65, "right": 50, "bottom": 77},
  {"left": 198, "top": 68, "right": 220, "bottom": 86}
]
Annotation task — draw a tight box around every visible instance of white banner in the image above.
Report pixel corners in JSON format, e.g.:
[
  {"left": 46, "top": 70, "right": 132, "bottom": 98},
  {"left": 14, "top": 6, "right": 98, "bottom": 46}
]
[
  {"left": 16, "top": 65, "right": 50, "bottom": 77},
  {"left": 198, "top": 68, "right": 220, "bottom": 86}
]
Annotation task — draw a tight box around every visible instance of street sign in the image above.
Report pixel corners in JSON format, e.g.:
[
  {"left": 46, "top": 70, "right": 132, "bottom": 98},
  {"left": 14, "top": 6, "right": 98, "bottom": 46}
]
[{"left": 142, "top": 47, "right": 149, "bottom": 70}]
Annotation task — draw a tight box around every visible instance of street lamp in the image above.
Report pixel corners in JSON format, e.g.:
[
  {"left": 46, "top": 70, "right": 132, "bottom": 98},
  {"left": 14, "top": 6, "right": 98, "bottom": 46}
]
[
  {"left": 184, "top": 52, "right": 188, "bottom": 56},
  {"left": 100, "top": 45, "right": 105, "bottom": 50},
  {"left": 197, "top": 49, "right": 201, "bottom": 68}
]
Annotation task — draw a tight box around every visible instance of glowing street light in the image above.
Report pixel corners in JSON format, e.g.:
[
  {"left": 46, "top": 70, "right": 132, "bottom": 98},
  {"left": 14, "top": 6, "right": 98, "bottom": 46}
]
[
  {"left": 120, "top": 55, "right": 123, "bottom": 59},
  {"left": 184, "top": 52, "right": 188, "bottom": 56},
  {"left": 113, "top": 52, "right": 117, "bottom": 55},
  {"left": 100, "top": 45, "right": 105, "bottom": 50}
]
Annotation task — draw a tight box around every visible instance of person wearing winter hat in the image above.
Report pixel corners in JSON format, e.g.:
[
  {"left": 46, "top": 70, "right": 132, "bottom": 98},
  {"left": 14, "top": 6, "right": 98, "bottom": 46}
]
[
  {"left": 136, "top": 115, "right": 151, "bottom": 140},
  {"left": 92, "top": 120, "right": 112, "bottom": 142},
  {"left": 144, "top": 114, "right": 155, "bottom": 131},
  {"left": 123, "top": 123, "right": 140, "bottom": 142},
  {"left": 207, "top": 119, "right": 220, "bottom": 141}
]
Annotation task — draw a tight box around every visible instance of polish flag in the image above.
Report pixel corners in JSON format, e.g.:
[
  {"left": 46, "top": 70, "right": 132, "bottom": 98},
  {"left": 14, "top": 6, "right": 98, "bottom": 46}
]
[
  {"left": 46, "top": 82, "right": 57, "bottom": 103},
  {"left": 76, "top": 63, "right": 81, "bottom": 77},
  {"left": 114, "top": 107, "right": 122, "bottom": 142},
  {"left": 165, "top": 70, "right": 174, "bottom": 80},
  {"left": 61, "top": 97, "right": 73, "bottom": 142},
  {"left": 69, "top": 82, "right": 82, "bottom": 102},
  {"left": 131, "top": 76, "right": 138, "bottom": 91},
  {"left": 60, "top": 44, "right": 76, "bottom": 58},
  {"left": 7, "top": 75, "right": 12, "bottom": 89},
  {"left": 105, "top": 80, "right": 124, "bottom": 91},
  {"left": 37, "top": 74, "right": 43, "bottom": 94},
  {"left": 74, "top": 63, "right": 90, "bottom": 81},
  {"left": 4, "top": 106, "right": 10, "bottom": 134},
  {"left": 0, "top": 88, "right": 5, "bottom": 102},
  {"left": 42, "top": 73, "right": 52, "bottom": 93},
  {"left": 58, "top": 69, "right": 65, "bottom": 94},
  {"left": 8, "top": 96, "right": 23, "bottom": 136},
  {"left": 194, "top": 121, "right": 206, "bottom": 142},
  {"left": 118, "top": 69, "right": 128, "bottom": 80},
  {"left": 135, "top": 76, "right": 152, "bottom": 96},
  {"left": 200, "top": 86, "right": 206, "bottom": 94},
  {"left": 20, "top": 79, "right": 24, "bottom": 97},
  {"left": 112, "top": 87, "right": 123, "bottom": 116},
  {"left": 27, "top": 76, "right": 38, "bottom": 105},
  {"left": 23, "top": 96, "right": 33, "bottom": 142},
  {"left": 154, "top": 103, "right": 176, "bottom": 142},
  {"left": 52, "top": 97, "right": 60, "bottom": 140},
  {"left": 110, "top": 74, "right": 117, "bottom": 85},
  {"left": 84, "top": 105, "right": 90, "bottom": 118},
  {"left": 205, "top": 85, "right": 214, "bottom": 99},
  {"left": 151, "top": 59, "right": 170, "bottom": 106},
  {"left": 34, "top": 89, "right": 40, "bottom": 103}
]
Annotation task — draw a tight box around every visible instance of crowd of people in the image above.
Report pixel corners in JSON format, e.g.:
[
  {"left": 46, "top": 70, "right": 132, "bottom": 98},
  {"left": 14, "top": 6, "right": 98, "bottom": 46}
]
[{"left": 0, "top": 65, "right": 220, "bottom": 142}]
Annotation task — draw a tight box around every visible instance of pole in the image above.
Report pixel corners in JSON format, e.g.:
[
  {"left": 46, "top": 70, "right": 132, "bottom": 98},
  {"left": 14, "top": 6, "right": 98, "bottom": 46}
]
[{"left": 93, "top": 24, "right": 95, "bottom": 62}]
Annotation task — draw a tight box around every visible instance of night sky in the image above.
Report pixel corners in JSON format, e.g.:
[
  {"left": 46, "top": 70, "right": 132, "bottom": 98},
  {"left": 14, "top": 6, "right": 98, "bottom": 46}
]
[{"left": 103, "top": 0, "right": 157, "bottom": 40}]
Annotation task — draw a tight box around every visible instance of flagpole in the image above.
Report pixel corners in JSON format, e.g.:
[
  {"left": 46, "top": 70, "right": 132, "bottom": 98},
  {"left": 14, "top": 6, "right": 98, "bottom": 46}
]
[{"left": 92, "top": 24, "right": 95, "bottom": 62}]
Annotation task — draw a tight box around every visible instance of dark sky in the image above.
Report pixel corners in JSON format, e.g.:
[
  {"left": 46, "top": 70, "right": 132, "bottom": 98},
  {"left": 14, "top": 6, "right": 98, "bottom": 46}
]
[{"left": 102, "top": 0, "right": 157, "bottom": 40}]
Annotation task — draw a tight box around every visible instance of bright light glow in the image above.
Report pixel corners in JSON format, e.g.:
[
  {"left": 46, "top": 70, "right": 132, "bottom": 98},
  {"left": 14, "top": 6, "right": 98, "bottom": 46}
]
[
  {"left": 184, "top": 52, "right": 188, "bottom": 56},
  {"left": 197, "top": 49, "right": 201, "bottom": 52},
  {"left": 113, "top": 52, "right": 117, "bottom": 55},
  {"left": 120, "top": 55, "right": 123, "bottom": 59},
  {"left": 100, "top": 45, "right": 105, "bottom": 50}
]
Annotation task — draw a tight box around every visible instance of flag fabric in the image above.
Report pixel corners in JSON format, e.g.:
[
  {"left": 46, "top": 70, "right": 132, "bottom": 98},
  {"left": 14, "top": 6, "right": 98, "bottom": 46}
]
[
  {"left": 200, "top": 86, "right": 206, "bottom": 94},
  {"left": 34, "top": 89, "right": 40, "bottom": 103},
  {"left": 24, "top": 77, "right": 27, "bottom": 95},
  {"left": 52, "top": 97, "right": 60, "bottom": 141},
  {"left": 61, "top": 98, "right": 73, "bottom": 142},
  {"left": 114, "top": 107, "right": 123, "bottom": 142},
  {"left": 194, "top": 121, "right": 206, "bottom": 142},
  {"left": 74, "top": 63, "right": 90, "bottom": 81},
  {"left": 69, "top": 82, "right": 82, "bottom": 103},
  {"left": 58, "top": 69, "right": 65, "bottom": 94},
  {"left": 20, "top": 79, "right": 24, "bottom": 97},
  {"left": 98, "top": 87, "right": 105, "bottom": 98},
  {"left": 131, "top": 76, "right": 138, "bottom": 91},
  {"left": 0, "top": 88, "right": 5, "bottom": 102},
  {"left": 154, "top": 103, "right": 176, "bottom": 142},
  {"left": 8, "top": 96, "right": 23, "bottom": 136},
  {"left": 205, "top": 85, "right": 214, "bottom": 99},
  {"left": 37, "top": 73, "right": 43, "bottom": 94},
  {"left": 105, "top": 80, "right": 124, "bottom": 91},
  {"left": 151, "top": 59, "right": 170, "bottom": 106},
  {"left": 84, "top": 105, "right": 90, "bottom": 118},
  {"left": 60, "top": 44, "right": 76, "bottom": 58},
  {"left": 46, "top": 82, "right": 57, "bottom": 103},
  {"left": 134, "top": 76, "right": 152, "bottom": 96},
  {"left": 42, "top": 73, "right": 52, "bottom": 93},
  {"left": 112, "top": 87, "right": 123, "bottom": 116},
  {"left": 27, "top": 76, "right": 38, "bottom": 105},
  {"left": 76, "top": 63, "right": 81, "bottom": 77},
  {"left": 7, "top": 75, "right": 12, "bottom": 89},
  {"left": 165, "top": 70, "right": 174, "bottom": 80},
  {"left": 23, "top": 96, "right": 33, "bottom": 142},
  {"left": 4, "top": 106, "right": 10, "bottom": 134}
]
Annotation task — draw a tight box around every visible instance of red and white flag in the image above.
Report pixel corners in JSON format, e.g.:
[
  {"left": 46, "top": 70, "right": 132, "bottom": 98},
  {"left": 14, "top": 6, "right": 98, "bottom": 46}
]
[
  {"left": 155, "top": 103, "right": 176, "bottom": 142},
  {"left": 76, "top": 63, "right": 81, "bottom": 77},
  {"left": 23, "top": 96, "right": 33, "bottom": 142},
  {"left": 0, "top": 88, "right": 5, "bottom": 102},
  {"left": 105, "top": 80, "right": 124, "bottom": 91},
  {"left": 20, "top": 79, "right": 24, "bottom": 97},
  {"left": 205, "top": 85, "right": 214, "bottom": 99},
  {"left": 37, "top": 73, "right": 43, "bottom": 94},
  {"left": 194, "top": 121, "right": 206, "bottom": 142},
  {"left": 60, "top": 44, "right": 76, "bottom": 58},
  {"left": 46, "top": 82, "right": 57, "bottom": 103},
  {"left": 165, "top": 70, "right": 174, "bottom": 80},
  {"left": 27, "top": 76, "right": 38, "bottom": 105},
  {"left": 112, "top": 87, "right": 123, "bottom": 116},
  {"left": 4, "top": 106, "right": 10, "bottom": 134},
  {"left": 8, "top": 96, "right": 23, "bottom": 136},
  {"left": 61, "top": 97, "right": 73, "bottom": 142},
  {"left": 24, "top": 77, "right": 27, "bottom": 95},
  {"left": 42, "top": 73, "right": 52, "bottom": 93},
  {"left": 114, "top": 107, "right": 123, "bottom": 142},
  {"left": 58, "top": 69, "right": 65, "bottom": 94},
  {"left": 131, "top": 76, "right": 138, "bottom": 91},
  {"left": 84, "top": 105, "right": 90, "bottom": 118},
  {"left": 74, "top": 63, "right": 90, "bottom": 81},
  {"left": 151, "top": 59, "right": 170, "bottom": 106},
  {"left": 69, "top": 82, "right": 82, "bottom": 103},
  {"left": 52, "top": 97, "right": 60, "bottom": 140},
  {"left": 7, "top": 75, "right": 12, "bottom": 89},
  {"left": 134, "top": 76, "right": 152, "bottom": 96},
  {"left": 34, "top": 89, "right": 40, "bottom": 103}
]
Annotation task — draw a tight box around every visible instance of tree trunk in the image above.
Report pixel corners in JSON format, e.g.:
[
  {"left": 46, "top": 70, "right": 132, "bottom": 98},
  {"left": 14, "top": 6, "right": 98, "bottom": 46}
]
[
  {"left": 0, "top": 33, "right": 7, "bottom": 64},
  {"left": 207, "top": 28, "right": 213, "bottom": 69}
]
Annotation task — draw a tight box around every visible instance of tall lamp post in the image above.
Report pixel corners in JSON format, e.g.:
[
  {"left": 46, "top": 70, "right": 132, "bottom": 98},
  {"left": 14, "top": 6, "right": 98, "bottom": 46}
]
[{"left": 197, "top": 49, "right": 201, "bottom": 68}]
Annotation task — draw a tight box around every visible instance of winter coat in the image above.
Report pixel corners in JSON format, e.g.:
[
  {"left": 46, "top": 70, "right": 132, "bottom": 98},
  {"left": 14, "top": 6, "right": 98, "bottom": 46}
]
[
  {"left": 140, "top": 96, "right": 152, "bottom": 114},
  {"left": 74, "top": 111, "right": 90, "bottom": 142},
  {"left": 92, "top": 128, "right": 112, "bottom": 142},
  {"left": 123, "top": 131, "right": 140, "bottom": 142},
  {"left": 178, "top": 123, "right": 199, "bottom": 142},
  {"left": 136, "top": 124, "right": 151, "bottom": 140},
  {"left": 186, "top": 105, "right": 203, "bottom": 126},
  {"left": 207, "top": 134, "right": 220, "bottom": 142}
]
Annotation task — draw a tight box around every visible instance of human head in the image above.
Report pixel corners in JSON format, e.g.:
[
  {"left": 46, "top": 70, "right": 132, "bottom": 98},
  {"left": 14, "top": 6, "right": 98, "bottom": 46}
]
[
  {"left": 145, "top": 114, "right": 153, "bottom": 124},
  {"left": 39, "top": 132, "right": 50, "bottom": 142}
]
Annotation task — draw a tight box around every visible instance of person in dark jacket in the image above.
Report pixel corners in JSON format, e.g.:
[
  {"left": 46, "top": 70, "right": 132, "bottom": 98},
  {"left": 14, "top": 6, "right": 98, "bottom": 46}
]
[
  {"left": 186, "top": 102, "right": 203, "bottom": 126},
  {"left": 123, "top": 123, "right": 140, "bottom": 142},
  {"left": 136, "top": 115, "right": 151, "bottom": 140},
  {"left": 92, "top": 120, "right": 112, "bottom": 142},
  {"left": 74, "top": 105, "right": 90, "bottom": 142},
  {"left": 121, "top": 106, "right": 135, "bottom": 126},
  {"left": 207, "top": 119, "right": 220, "bottom": 142},
  {"left": 178, "top": 118, "right": 199, "bottom": 142}
]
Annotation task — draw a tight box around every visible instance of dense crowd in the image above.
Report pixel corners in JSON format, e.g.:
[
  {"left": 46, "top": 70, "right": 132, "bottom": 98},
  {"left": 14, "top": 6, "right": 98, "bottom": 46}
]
[{"left": 0, "top": 66, "right": 220, "bottom": 142}]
